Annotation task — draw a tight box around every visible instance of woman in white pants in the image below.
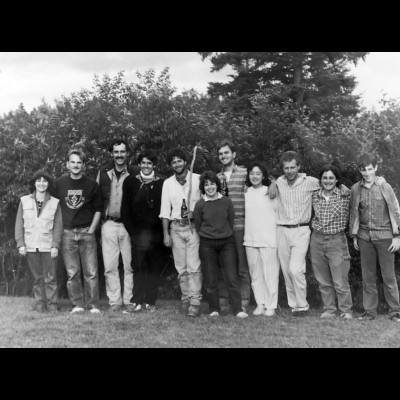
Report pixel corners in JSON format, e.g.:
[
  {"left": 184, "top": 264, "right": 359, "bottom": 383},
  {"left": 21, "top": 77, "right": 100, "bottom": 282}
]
[{"left": 244, "top": 162, "right": 280, "bottom": 316}]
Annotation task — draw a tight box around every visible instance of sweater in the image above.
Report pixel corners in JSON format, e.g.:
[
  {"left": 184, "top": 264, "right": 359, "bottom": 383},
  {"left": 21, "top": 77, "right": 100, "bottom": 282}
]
[{"left": 193, "top": 195, "right": 235, "bottom": 239}]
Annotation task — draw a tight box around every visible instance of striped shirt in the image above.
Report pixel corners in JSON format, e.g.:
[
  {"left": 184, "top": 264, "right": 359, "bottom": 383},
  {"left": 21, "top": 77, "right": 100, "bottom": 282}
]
[
  {"left": 218, "top": 165, "right": 247, "bottom": 230},
  {"left": 276, "top": 173, "right": 320, "bottom": 225},
  {"left": 358, "top": 178, "right": 393, "bottom": 241},
  {"left": 311, "top": 188, "right": 350, "bottom": 234}
]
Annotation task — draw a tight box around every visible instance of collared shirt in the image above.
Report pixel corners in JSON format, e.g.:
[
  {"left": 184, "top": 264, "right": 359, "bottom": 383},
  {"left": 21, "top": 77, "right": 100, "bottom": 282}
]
[
  {"left": 311, "top": 188, "right": 350, "bottom": 234},
  {"left": 159, "top": 172, "right": 201, "bottom": 220},
  {"left": 107, "top": 168, "right": 130, "bottom": 218},
  {"left": 358, "top": 177, "right": 393, "bottom": 241},
  {"left": 204, "top": 193, "right": 223, "bottom": 202},
  {"left": 217, "top": 165, "right": 247, "bottom": 230},
  {"left": 276, "top": 173, "right": 320, "bottom": 225}
]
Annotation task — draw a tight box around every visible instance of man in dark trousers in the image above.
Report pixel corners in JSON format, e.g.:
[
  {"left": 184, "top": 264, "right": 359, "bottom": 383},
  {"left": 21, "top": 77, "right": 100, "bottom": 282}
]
[
  {"left": 96, "top": 139, "right": 137, "bottom": 313},
  {"left": 121, "top": 149, "right": 168, "bottom": 313},
  {"left": 53, "top": 148, "right": 103, "bottom": 314}
]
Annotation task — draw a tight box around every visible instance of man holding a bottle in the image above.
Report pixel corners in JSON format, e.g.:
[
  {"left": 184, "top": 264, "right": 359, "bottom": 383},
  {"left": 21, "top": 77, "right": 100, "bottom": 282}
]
[{"left": 159, "top": 148, "right": 203, "bottom": 317}]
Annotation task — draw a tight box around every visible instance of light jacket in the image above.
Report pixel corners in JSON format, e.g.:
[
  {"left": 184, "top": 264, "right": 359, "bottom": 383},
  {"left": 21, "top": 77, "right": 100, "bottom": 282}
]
[
  {"left": 15, "top": 192, "right": 63, "bottom": 252},
  {"left": 349, "top": 178, "right": 400, "bottom": 238}
]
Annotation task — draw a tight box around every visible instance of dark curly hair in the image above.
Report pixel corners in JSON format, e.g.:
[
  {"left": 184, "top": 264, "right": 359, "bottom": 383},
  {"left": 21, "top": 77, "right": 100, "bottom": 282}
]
[
  {"left": 137, "top": 149, "right": 158, "bottom": 165},
  {"left": 166, "top": 148, "right": 187, "bottom": 165},
  {"left": 29, "top": 170, "right": 54, "bottom": 193},
  {"left": 245, "top": 162, "right": 271, "bottom": 187},
  {"left": 318, "top": 164, "right": 342, "bottom": 187},
  {"left": 108, "top": 138, "right": 130, "bottom": 153},
  {"left": 199, "top": 170, "right": 222, "bottom": 195}
]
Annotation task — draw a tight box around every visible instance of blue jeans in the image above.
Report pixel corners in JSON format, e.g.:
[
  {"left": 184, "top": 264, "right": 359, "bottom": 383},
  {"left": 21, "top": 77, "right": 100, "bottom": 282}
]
[
  {"left": 61, "top": 230, "right": 99, "bottom": 308},
  {"left": 310, "top": 231, "right": 353, "bottom": 313},
  {"left": 170, "top": 222, "right": 202, "bottom": 306},
  {"left": 358, "top": 238, "right": 400, "bottom": 318},
  {"left": 26, "top": 251, "right": 58, "bottom": 308},
  {"left": 200, "top": 235, "right": 242, "bottom": 315},
  {"left": 218, "top": 229, "right": 251, "bottom": 304}
]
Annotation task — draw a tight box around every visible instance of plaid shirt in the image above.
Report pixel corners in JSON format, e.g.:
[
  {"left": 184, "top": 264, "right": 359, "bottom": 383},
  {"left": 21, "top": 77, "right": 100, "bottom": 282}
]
[
  {"left": 218, "top": 165, "right": 247, "bottom": 230},
  {"left": 311, "top": 188, "right": 350, "bottom": 234},
  {"left": 358, "top": 179, "right": 393, "bottom": 241}
]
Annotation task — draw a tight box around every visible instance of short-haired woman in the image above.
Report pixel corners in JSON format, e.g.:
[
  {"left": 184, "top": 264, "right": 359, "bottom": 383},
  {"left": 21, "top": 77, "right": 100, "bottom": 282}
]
[
  {"left": 310, "top": 165, "right": 353, "bottom": 320},
  {"left": 15, "top": 170, "right": 63, "bottom": 313},
  {"left": 193, "top": 171, "right": 248, "bottom": 318}
]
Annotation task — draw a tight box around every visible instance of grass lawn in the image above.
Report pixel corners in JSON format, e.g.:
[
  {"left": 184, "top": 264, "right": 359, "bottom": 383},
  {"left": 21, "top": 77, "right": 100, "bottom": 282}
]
[{"left": 1, "top": 296, "right": 399, "bottom": 348}]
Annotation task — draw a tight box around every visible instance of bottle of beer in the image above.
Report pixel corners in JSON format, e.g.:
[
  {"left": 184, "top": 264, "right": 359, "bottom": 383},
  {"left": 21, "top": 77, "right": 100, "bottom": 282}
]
[
  {"left": 221, "top": 178, "right": 229, "bottom": 197},
  {"left": 181, "top": 199, "right": 188, "bottom": 218}
]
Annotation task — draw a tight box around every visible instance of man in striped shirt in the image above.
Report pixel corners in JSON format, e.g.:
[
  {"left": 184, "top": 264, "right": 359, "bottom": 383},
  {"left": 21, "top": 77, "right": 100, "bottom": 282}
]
[
  {"left": 350, "top": 153, "right": 400, "bottom": 322},
  {"left": 217, "top": 139, "right": 251, "bottom": 313}
]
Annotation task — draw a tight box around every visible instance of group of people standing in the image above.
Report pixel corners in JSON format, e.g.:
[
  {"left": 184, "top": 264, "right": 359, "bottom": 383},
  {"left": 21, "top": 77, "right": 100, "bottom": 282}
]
[{"left": 14, "top": 138, "right": 400, "bottom": 323}]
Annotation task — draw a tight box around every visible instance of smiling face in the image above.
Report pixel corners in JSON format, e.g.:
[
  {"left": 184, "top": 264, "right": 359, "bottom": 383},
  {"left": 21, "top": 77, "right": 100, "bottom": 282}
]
[
  {"left": 283, "top": 159, "right": 300, "bottom": 184},
  {"left": 139, "top": 157, "right": 155, "bottom": 176},
  {"left": 67, "top": 154, "right": 84, "bottom": 178},
  {"left": 35, "top": 177, "right": 49, "bottom": 193},
  {"left": 204, "top": 179, "right": 218, "bottom": 198},
  {"left": 321, "top": 170, "right": 338, "bottom": 193},
  {"left": 249, "top": 166, "right": 264, "bottom": 189},
  {"left": 171, "top": 156, "right": 187, "bottom": 175},
  {"left": 112, "top": 143, "right": 128, "bottom": 169},
  {"left": 360, "top": 163, "right": 378, "bottom": 184},
  {"left": 218, "top": 145, "right": 236, "bottom": 168}
]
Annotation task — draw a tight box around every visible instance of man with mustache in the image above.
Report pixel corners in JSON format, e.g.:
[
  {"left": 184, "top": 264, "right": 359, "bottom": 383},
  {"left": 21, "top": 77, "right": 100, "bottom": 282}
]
[{"left": 96, "top": 139, "right": 138, "bottom": 313}]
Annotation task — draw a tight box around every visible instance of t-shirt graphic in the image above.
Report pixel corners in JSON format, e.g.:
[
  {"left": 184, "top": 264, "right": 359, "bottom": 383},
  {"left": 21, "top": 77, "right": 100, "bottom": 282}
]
[{"left": 65, "top": 189, "right": 85, "bottom": 209}]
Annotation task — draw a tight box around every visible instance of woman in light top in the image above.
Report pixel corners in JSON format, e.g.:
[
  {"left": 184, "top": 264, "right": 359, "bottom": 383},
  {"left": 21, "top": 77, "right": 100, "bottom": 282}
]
[
  {"left": 244, "top": 162, "right": 280, "bottom": 317},
  {"left": 15, "top": 170, "right": 63, "bottom": 313}
]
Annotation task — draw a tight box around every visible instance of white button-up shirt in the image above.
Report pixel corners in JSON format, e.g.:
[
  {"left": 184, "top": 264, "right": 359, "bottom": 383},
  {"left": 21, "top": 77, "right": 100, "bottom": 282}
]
[{"left": 159, "top": 172, "right": 201, "bottom": 220}]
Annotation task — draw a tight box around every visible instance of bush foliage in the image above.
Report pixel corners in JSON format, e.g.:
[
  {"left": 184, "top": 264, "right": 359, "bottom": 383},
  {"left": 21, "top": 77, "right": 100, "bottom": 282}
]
[{"left": 1, "top": 69, "right": 400, "bottom": 311}]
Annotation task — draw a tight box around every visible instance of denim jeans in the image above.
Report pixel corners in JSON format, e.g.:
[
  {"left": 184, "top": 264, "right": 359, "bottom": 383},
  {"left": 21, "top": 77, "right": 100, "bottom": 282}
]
[
  {"left": 26, "top": 251, "right": 58, "bottom": 308},
  {"left": 170, "top": 222, "right": 202, "bottom": 306},
  {"left": 358, "top": 238, "right": 400, "bottom": 318},
  {"left": 200, "top": 235, "right": 242, "bottom": 315},
  {"left": 218, "top": 229, "right": 251, "bottom": 305},
  {"left": 310, "top": 231, "right": 353, "bottom": 314},
  {"left": 61, "top": 230, "right": 99, "bottom": 308},
  {"left": 131, "top": 229, "right": 168, "bottom": 306},
  {"left": 101, "top": 221, "right": 133, "bottom": 306}
]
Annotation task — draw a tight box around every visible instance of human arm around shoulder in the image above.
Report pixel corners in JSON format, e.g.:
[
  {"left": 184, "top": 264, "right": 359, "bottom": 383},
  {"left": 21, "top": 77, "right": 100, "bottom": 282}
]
[
  {"left": 14, "top": 201, "right": 26, "bottom": 256},
  {"left": 51, "top": 202, "right": 63, "bottom": 258},
  {"left": 268, "top": 180, "right": 279, "bottom": 199}
]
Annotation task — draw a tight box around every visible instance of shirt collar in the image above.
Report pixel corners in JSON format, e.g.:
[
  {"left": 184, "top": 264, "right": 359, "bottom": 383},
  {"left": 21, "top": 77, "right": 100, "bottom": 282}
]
[
  {"left": 317, "top": 187, "right": 340, "bottom": 198},
  {"left": 204, "top": 193, "right": 223, "bottom": 202},
  {"left": 361, "top": 176, "right": 379, "bottom": 187}
]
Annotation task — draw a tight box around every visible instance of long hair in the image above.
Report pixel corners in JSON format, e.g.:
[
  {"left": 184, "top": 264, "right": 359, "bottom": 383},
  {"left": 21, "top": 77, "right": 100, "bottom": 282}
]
[{"left": 245, "top": 162, "right": 271, "bottom": 187}]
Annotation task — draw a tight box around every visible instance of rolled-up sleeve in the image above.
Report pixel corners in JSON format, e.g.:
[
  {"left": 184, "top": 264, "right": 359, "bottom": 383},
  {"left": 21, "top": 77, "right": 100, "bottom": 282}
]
[{"left": 159, "top": 179, "right": 172, "bottom": 220}]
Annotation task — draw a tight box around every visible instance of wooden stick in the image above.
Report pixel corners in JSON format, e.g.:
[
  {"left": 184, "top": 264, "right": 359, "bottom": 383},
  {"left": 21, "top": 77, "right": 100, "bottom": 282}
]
[{"left": 187, "top": 144, "right": 199, "bottom": 234}]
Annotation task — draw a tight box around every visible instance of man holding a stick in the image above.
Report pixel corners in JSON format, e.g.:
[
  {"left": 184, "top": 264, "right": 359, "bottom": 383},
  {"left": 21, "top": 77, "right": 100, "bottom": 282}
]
[{"left": 160, "top": 148, "right": 202, "bottom": 318}]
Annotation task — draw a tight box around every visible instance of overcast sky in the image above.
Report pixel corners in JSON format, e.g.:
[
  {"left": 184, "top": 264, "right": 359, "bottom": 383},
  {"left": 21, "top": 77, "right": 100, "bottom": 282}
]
[{"left": 0, "top": 52, "right": 398, "bottom": 116}]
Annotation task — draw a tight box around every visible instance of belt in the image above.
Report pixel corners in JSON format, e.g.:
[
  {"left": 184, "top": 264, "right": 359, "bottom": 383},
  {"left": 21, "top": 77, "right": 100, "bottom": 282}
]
[
  {"left": 64, "top": 226, "right": 91, "bottom": 233},
  {"left": 279, "top": 223, "right": 309, "bottom": 228},
  {"left": 106, "top": 216, "right": 122, "bottom": 223},
  {"left": 172, "top": 218, "right": 193, "bottom": 226}
]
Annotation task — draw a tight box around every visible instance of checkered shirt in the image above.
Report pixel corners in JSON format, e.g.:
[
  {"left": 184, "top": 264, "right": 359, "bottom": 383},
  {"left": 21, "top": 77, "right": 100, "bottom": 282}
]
[
  {"left": 358, "top": 180, "right": 393, "bottom": 241},
  {"left": 311, "top": 188, "right": 350, "bottom": 234}
]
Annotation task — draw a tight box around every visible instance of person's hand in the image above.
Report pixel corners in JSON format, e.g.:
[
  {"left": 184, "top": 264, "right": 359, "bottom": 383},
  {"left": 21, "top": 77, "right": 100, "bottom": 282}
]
[
  {"left": 353, "top": 237, "right": 359, "bottom": 251},
  {"left": 388, "top": 237, "right": 400, "bottom": 253},
  {"left": 18, "top": 246, "right": 27, "bottom": 256},
  {"left": 183, "top": 210, "right": 193, "bottom": 220},
  {"left": 339, "top": 184, "right": 351, "bottom": 196},
  {"left": 268, "top": 181, "right": 278, "bottom": 199},
  {"left": 50, "top": 247, "right": 59, "bottom": 259},
  {"left": 163, "top": 232, "right": 172, "bottom": 248}
]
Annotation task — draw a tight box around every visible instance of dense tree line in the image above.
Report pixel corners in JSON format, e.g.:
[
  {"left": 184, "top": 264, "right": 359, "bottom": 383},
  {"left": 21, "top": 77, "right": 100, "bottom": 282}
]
[{"left": 1, "top": 53, "right": 399, "bottom": 311}]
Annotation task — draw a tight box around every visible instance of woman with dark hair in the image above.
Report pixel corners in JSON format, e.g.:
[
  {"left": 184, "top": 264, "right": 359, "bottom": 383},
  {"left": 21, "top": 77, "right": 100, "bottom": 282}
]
[
  {"left": 310, "top": 164, "right": 353, "bottom": 320},
  {"left": 193, "top": 171, "right": 248, "bottom": 318},
  {"left": 15, "top": 170, "right": 63, "bottom": 313},
  {"left": 244, "top": 162, "right": 280, "bottom": 317}
]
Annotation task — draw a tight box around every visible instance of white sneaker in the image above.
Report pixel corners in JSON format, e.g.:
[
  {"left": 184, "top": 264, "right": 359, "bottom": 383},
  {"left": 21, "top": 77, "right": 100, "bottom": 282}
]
[
  {"left": 253, "top": 305, "right": 266, "bottom": 316},
  {"left": 70, "top": 306, "right": 85, "bottom": 314},
  {"left": 89, "top": 307, "right": 101, "bottom": 314},
  {"left": 264, "top": 309, "right": 276, "bottom": 317},
  {"left": 236, "top": 311, "right": 249, "bottom": 319},
  {"left": 134, "top": 304, "right": 142, "bottom": 312},
  {"left": 209, "top": 311, "right": 220, "bottom": 317},
  {"left": 320, "top": 311, "right": 336, "bottom": 319}
]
